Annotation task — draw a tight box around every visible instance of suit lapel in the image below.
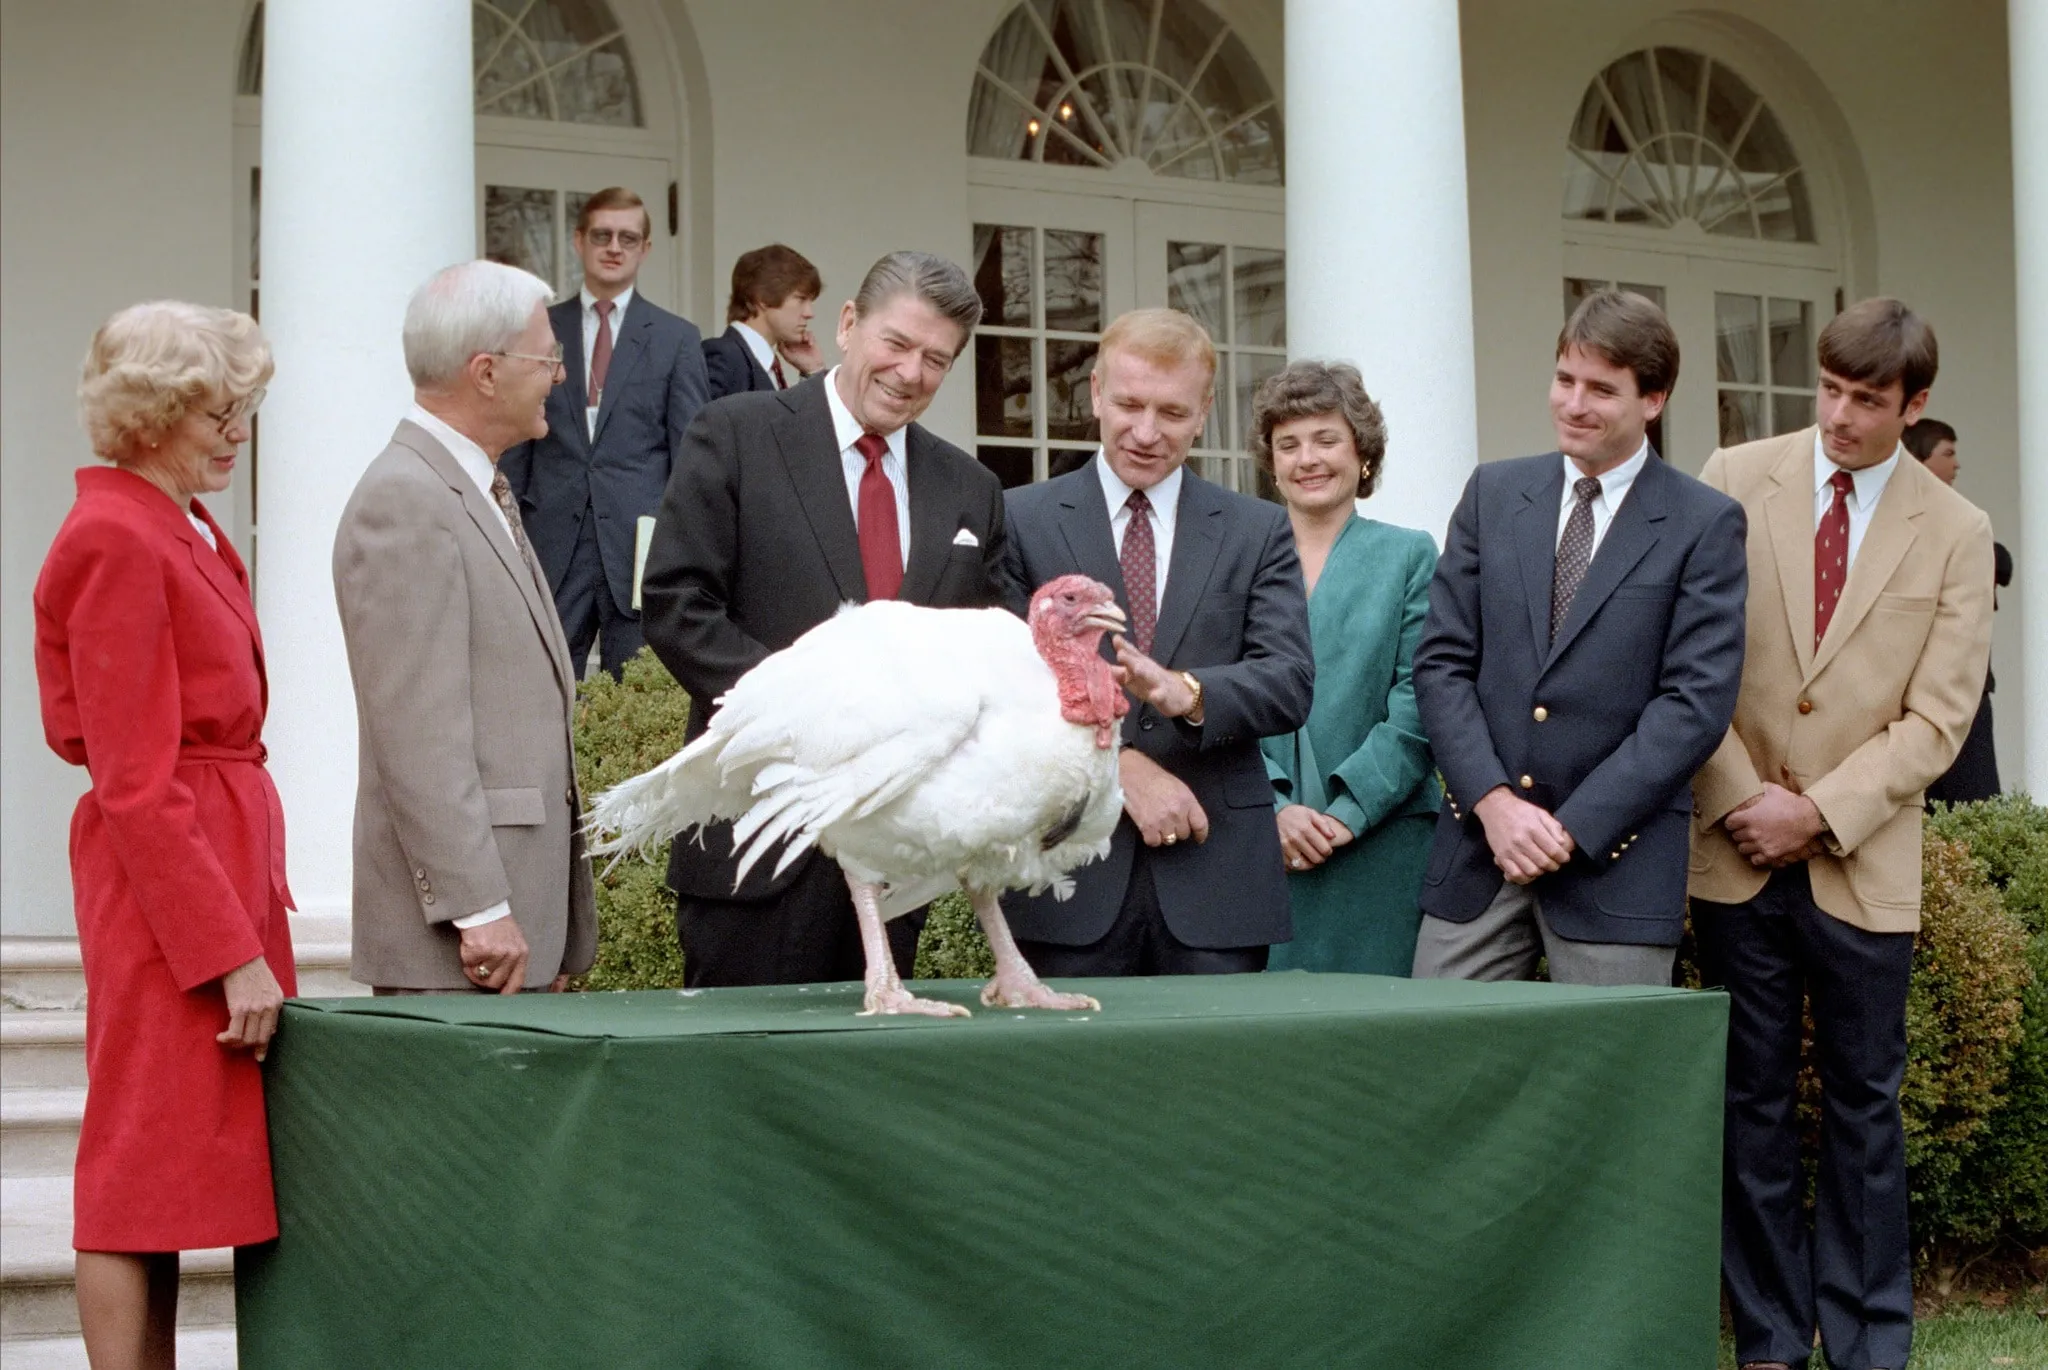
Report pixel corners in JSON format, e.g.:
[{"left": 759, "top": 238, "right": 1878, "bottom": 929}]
[
  {"left": 774, "top": 379, "right": 868, "bottom": 600},
  {"left": 1053, "top": 465, "right": 1127, "bottom": 613},
  {"left": 898, "top": 426, "right": 957, "bottom": 605},
  {"left": 591, "top": 294, "right": 652, "bottom": 443},
  {"left": 1150, "top": 473, "right": 1224, "bottom": 667},
  {"left": 1514, "top": 458, "right": 1564, "bottom": 660},
  {"left": 554, "top": 298, "right": 589, "bottom": 419},
  {"left": 1544, "top": 455, "right": 1667, "bottom": 668},
  {"left": 173, "top": 500, "right": 269, "bottom": 698},
  {"left": 1809, "top": 457, "right": 1925, "bottom": 680},
  {"left": 1762, "top": 436, "right": 1819, "bottom": 680}
]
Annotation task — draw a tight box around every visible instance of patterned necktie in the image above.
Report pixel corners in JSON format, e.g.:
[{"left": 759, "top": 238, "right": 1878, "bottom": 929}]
[
  {"left": 488, "top": 466, "right": 534, "bottom": 562},
  {"left": 854, "top": 433, "right": 903, "bottom": 601},
  {"left": 771, "top": 355, "right": 788, "bottom": 389},
  {"left": 589, "top": 299, "right": 615, "bottom": 403},
  {"left": 1121, "top": 489, "right": 1158, "bottom": 654},
  {"left": 1550, "top": 476, "right": 1602, "bottom": 643},
  {"left": 1814, "top": 469, "right": 1855, "bottom": 648}
]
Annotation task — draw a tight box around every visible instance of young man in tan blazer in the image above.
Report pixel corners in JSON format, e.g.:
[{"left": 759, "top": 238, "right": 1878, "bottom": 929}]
[
  {"left": 1691, "top": 299, "right": 1994, "bottom": 1370},
  {"left": 334, "top": 260, "right": 597, "bottom": 994}
]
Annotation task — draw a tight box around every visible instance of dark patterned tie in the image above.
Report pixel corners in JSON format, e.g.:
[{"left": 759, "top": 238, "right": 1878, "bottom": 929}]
[
  {"left": 854, "top": 433, "right": 903, "bottom": 601},
  {"left": 589, "top": 299, "right": 615, "bottom": 403},
  {"left": 1121, "top": 489, "right": 1157, "bottom": 654},
  {"left": 1814, "top": 469, "right": 1854, "bottom": 648},
  {"left": 488, "top": 466, "right": 533, "bottom": 560},
  {"left": 1550, "top": 476, "right": 1602, "bottom": 643}
]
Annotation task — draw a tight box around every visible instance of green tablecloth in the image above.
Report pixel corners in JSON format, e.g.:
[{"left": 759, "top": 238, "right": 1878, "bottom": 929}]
[{"left": 237, "top": 974, "right": 1727, "bottom": 1368}]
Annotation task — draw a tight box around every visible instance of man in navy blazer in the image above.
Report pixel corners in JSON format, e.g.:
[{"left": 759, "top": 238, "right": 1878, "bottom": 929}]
[
  {"left": 702, "top": 244, "right": 825, "bottom": 400},
  {"left": 998, "top": 309, "right": 1313, "bottom": 976},
  {"left": 1411, "top": 291, "right": 1747, "bottom": 984},
  {"left": 500, "top": 186, "right": 710, "bottom": 678}
]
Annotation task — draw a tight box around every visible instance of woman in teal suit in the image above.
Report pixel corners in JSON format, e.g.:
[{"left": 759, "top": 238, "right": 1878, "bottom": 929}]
[{"left": 1252, "top": 362, "right": 1440, "bottom": 974}]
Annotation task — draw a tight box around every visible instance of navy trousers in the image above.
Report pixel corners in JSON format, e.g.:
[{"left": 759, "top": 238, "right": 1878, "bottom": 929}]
[
  {"left": 1693, "top": 863, "right": 1915, "bottom": 1370},
  {"left": 555, "top": 512, "right": 644, "bottom": 680},
  {"left": 674, "top": 854, "right": 923, "bottom": 989}
]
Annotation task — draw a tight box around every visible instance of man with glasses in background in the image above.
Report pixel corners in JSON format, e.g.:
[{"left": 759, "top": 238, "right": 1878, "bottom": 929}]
[{"left": 501, "top": 186, "right": 710, "bottom": 678}]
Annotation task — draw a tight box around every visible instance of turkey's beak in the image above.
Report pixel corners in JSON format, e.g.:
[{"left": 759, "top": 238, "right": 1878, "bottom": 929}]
[{"left": 1081, "top": 602, "right": 1127, "bottom": 633}]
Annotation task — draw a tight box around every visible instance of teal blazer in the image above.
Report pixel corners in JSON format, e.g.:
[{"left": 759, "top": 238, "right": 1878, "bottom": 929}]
[{"left": 1263, "top": 517, "right": 1440, "bottom": 833}]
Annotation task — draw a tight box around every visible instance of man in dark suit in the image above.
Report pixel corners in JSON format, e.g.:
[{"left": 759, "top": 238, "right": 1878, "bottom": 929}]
[
  {"left": 500, "top": 186, "right": 710, "bottom": 679},
  {"left": 640, "top": 251, "right": 1006, "bottom": 989},
  {"left": 703, "top": 244, "right": 825, "bottom": 399},
  {"left": 998, "top": 308, "right": 1314, "bottom": 976},
  {"left": 1410, "top": 290, "right": 1747, "bottom": 985}
]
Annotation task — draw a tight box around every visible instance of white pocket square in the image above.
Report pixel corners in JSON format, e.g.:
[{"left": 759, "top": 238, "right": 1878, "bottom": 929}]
[{"left": 952, "top": 528, "right": 981, "bottom": 547}]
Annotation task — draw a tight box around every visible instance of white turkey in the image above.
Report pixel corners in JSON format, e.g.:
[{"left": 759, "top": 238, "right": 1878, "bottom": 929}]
[{"left": 588, "top": 574, "right": 1130, "bottom": 1017}]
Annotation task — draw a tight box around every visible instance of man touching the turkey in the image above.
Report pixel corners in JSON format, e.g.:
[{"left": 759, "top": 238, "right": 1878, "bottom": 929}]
[{"left": 997, "top": 308, "right": 1314, "bottom": 977}]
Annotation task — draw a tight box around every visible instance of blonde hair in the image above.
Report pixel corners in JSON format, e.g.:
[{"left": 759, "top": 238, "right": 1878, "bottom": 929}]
[
  {"left": 78, "top": 301, "right": 273, "bottom": 460},
  {"left": 1095, "top": 308, "right": 1217, "bottom": 393}
]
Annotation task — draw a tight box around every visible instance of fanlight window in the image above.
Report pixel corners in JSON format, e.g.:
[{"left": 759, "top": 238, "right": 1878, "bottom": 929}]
[
  {"left": 1563, "top": 47, "right": 1811, "bottom": 242},
  {"left": 239, "top": 0, "right": 642, "bottom": 127},
  {"left": 968, "top": 0, "right": 1282, "bottom": 185}
]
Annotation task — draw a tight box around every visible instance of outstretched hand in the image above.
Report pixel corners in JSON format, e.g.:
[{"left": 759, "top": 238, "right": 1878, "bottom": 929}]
[{"left": 1110, "top": 636, "right": 1199, "bottom": 719}]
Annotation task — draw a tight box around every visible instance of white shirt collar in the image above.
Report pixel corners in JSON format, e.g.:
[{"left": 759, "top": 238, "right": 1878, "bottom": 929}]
[
  {"left": 1562, "top": 437, "right": 1650, "bottom": 506},
  {"left": 823, "top": 365, "right": 906, "bottom": 462},
  {"left": 1812, "top": 431, "right": 1902, "bottom": 508},
  {"left": 406, "top": 402, "right": 497, "bottom": 496},
  {"left": 732, "top": 320, "right": 780, "bottom": 380},
  {"left": 581, "top": 284, "right": 634, "bottom": 318},
  {"left": 1095, "top": 451, "right": 1184, "bottom": 523}
]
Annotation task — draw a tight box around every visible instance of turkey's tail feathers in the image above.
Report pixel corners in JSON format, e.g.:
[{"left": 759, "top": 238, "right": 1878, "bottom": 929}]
[{"left": 585, "top": 729, "right": 744, "bottom": 864}]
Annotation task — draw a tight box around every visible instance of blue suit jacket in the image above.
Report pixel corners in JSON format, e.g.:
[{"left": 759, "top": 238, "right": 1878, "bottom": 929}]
[
  {"left": 1411, "top": 451, "right": 1747, "bottom": 945},
  {"left": 702, "top": 325, "right": 778, "bottom": 400},
  {"left": 501, "top": 293, "right": 710, "bottom": 617},
  {"left": 996, "top": 461, "right": 1314, "bottom": 949}
]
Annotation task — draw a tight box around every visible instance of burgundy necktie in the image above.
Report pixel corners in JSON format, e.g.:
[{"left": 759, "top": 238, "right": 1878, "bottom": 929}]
[
  {"left": 589, "top": 299, "right": 615, "bottom": 403},
  {"left": 1120, "top": 489, "right": 1157, "bottom": 654},
  {"left": 854, "top": 433, "right": 903, "bottom": 601},
  {"left": 771, "top": 355, "right": 788, "bottom": 389},
  {"left": 1814, "top": 469, "right": 1854, "bottom": 648}
]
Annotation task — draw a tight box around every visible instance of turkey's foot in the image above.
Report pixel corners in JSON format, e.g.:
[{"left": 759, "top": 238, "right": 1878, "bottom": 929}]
[
  {"left": 980, "top": 973, "right": 1100, "bottom": 1012},
  {"left": 861, "top": 984, "right": 971, "bottom": 1018}
]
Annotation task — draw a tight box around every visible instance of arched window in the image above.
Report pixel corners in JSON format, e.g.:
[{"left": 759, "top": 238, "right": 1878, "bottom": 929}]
[{"left": 968, "top": 0, "right": 1281, "bottom": 185}]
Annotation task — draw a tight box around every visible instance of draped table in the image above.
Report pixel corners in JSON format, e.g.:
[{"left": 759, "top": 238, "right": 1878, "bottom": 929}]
[{"left": 236, "top": 973, "right": 1726, "bottom": 1368}]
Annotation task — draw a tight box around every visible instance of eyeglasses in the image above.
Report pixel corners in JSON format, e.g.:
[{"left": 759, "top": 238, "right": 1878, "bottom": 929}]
[
  {"left": 206, "top": 386, "right": 266, "bottom": 436},
  {"left": 491, "top": 345, "right": 567, "bottom": 380},
  {"left": 581, "top": 228, "right": 646, "bottom": 249}
]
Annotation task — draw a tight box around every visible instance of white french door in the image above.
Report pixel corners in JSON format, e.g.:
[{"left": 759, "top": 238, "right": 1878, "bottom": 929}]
[{"left": 476, "top": 144, "right": 673, "bottom": 307}]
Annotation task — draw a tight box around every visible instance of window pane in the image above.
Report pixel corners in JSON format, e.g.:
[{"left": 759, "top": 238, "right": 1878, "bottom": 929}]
[
  {"left": 563, "top": 191, "right": 592, "bottom": 297},
  {"left": 1716, "top": 293, "right": 1763, "bottom": 384},
  {"left": 1233, "top": 352, "right": 1286, "bottom": 454},
  {"left": 1234, "top": 249, "right": 1286, "bottom": 348},
  {"left": 1768, "top": 298, "right": 1814, "bottom": 388},
  {"left": 1772, "top": 392, "right": 1815, "bottom": 435},
  {"left": 972, "top": 224, "right": 1035, "bottom": 328},
  {"left": 484, "top": 185, "right": 557, "bottom": 286},
  {"left": 1044, "top": 230, "right": 1103, "bottom": 333},
  {"left": 1050, "top": 447, "right": 1096, "bottom": 479},
  {"left": 1618, "top": 281, "right": 1666, "bottom": 310},
  {"left": 1718, "top": 390, "right": 1763, "bottom": 447},
  {"left": 1046, "top": 339, "right": 1099, "bottom": 441},
  {"left": 1167, "top": 242, "right": 1227, "bottom": 342},
  {"left": 975, "top": 335, "right": 1034, "bottom": 438},
  {"left": 977, "top": 445, "right": 1035, "bottom": 490}
]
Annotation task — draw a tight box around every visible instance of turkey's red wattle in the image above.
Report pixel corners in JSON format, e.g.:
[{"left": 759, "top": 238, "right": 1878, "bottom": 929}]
[{"left": 1028, "top": 576, "right": 1130, "bottom": 749}]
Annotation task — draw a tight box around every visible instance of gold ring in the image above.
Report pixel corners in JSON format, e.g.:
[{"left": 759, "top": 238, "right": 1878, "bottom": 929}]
[
  {"left": 475, "top": 964, "right": 491, "bottom": 977},
  {"left": 1163, "top": 833, "right": 1178, "bottom": 845}
]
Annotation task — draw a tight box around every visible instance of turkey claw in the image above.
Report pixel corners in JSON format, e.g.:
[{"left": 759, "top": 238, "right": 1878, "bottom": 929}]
[
  {"left": 980, "top": 978, "right": 1101, "bottom": 1012},
  {"left": 861, "top": 986, "right": 971, "bottom": 1018}
]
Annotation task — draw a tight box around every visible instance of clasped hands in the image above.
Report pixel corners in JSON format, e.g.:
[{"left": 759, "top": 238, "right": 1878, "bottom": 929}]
[
  {"left": 1473, "top": 787, "right": 1575, "bottom": 884},
  {"left": 1723, "top": 779, "right": 1827, "bottom": 868}
]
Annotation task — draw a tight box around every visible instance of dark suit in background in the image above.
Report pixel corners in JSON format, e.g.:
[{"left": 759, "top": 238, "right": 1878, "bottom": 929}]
[
  {"left": 1410, "top": 450, "right": 1747, "bottom": 981},
  {"left": 703, "top": 323, "right": 781, "bottom": 400},
  {"left": 501, "top": 292, "right": 709, "bottom": 677},
  {"left": 639, "top": 373, "right": 1006, "bottom": 986},
  {"left": 997, "top": 459, "right": 1313, "bottom": 972}
]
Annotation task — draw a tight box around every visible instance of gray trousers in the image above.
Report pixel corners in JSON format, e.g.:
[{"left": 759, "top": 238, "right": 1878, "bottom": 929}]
[{"left": 1410, "top": 879, "right": 1675, "bottom": 986}]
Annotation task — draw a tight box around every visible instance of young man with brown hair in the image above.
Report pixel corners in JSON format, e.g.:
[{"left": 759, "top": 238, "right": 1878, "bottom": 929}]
[
  {"left": 703, "top": 244, "right": 825, "bottom": 398},
  {"left": 1692, "top": 299, "right": 1994, "bottom": 1370},
  {"left": 1410, "top": 289, "right": 1748, "bottom": 984}
]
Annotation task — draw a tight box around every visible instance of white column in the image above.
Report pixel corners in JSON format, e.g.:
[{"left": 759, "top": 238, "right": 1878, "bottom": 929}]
[
  {"left": 258, "top": 0, "right": 474, "bottom": 927},
  {"left": 1285, "top": 0, "right": 1477, "bottom": 545},
  {"left": 2012, "top": 0, "right": 2048, "bottom": 797}
]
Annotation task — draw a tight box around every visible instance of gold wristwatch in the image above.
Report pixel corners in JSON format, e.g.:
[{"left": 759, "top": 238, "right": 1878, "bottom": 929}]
[{"left": 1179, "top": 670, "right": 1204, "bottom": 725}]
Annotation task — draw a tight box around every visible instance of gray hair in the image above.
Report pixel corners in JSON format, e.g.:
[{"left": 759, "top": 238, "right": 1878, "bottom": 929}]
[
  {"left": 852, "top": 251, "right": 982, "bottom": 342},
  {"left": 402, "top": 260, "right": 555, "bottom": 388}
]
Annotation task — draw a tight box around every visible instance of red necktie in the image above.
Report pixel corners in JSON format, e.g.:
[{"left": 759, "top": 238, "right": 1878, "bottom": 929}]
[
  {"left": 589, "top": 299, "right": 615, "bottom": 402},
  {"left": 1814, "top": 469, "right": 1854, "bottom": 648},
  {"left": 1120, "top": 489, "right": 1157, "bottom": 654},
  {"left": 855, "top": 433, "right": 903, "bottom": 601},
  {"left": 771, "top": 356, "right": 788, "bottom": 389}
]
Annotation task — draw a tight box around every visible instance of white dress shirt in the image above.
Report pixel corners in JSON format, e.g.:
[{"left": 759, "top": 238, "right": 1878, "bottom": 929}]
[
  {"left": 1813, "top": 432, "right": 1902, "bottom": 567},
  {"left": 402, "top": 402, "right": 514, "bottom": 931},
  {"left": 732, "top": 320, "right": 782, "bottom": 388},
  {"left": 187, "top": 512, "right": 217, "bottom": 550},
  {"left": 582, "top": 285, "right": 633, "bottom": 437},
  {"left": 823, "top": 366, "right": 911, "bottom": 568},
  {"left": 1557, "top": 439, "right": 1649, "bottom": 560},
  {"left": 1096, "top": 451, "right": 1182, "bottom": 618}
]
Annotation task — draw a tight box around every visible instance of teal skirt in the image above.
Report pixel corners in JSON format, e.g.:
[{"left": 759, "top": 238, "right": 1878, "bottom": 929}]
[{"left": 1269, "top": 811, "right": 1435, "bottom": 976}]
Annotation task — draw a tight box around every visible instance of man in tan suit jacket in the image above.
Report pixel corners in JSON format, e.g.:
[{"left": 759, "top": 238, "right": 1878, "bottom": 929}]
[
  {"left": 1691, "top": 299, "right": 1993, "bottom": 1370},
  {"left": 334, "top": 260, "right": 596, "bottom": 994}
]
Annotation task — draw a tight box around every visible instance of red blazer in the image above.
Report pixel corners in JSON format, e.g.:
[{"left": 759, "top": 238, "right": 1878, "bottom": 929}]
[{"left": 35, "top": 465, "right": 297, "bottom": 1251}]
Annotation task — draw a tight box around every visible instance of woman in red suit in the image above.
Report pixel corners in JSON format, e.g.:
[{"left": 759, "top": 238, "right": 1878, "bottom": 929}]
[{"left": 34, "top": 301, "right": 296, "bottom": 1369}]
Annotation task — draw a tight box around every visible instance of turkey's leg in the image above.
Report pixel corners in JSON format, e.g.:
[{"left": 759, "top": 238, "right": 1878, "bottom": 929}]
[
  {"left": 846, "top": 873, "right": 969, "bottom": 1018},
  {"left": 969, "top": 885, "right": 1101, "bottom": 1011}
]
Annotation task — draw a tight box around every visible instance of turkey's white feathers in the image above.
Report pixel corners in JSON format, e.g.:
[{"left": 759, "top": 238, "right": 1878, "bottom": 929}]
[{"left": 587, "top": 599, "right": 1122, "bottom": 917}]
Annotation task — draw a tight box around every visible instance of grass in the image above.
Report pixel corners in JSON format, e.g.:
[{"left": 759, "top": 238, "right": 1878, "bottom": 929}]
[{"left": 1711, "top": 1304, "right": 2048, "bottom": 1368}]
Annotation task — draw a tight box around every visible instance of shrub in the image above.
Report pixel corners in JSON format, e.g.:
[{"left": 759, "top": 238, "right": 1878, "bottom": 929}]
[{"left": 913, "top": 891, "right": 995, "bottom": 980}]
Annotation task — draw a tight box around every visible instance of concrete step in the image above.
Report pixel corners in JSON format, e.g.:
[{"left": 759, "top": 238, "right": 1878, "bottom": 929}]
[
  {"left": 2, "top": 929, "right": 367, "bottom": 1012},
  {"left": 0, "top": 1176, "right": 233, "bottom": 1341},
  {"left": 0, "top": 1327, "right": 238, "bottom": 1369},
  {"left": 0, "top": 1089, "right": 83, "bottom": 1179},
  {"left": 0, "top": 1012, "right": 87, "bottom": 1091}
]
